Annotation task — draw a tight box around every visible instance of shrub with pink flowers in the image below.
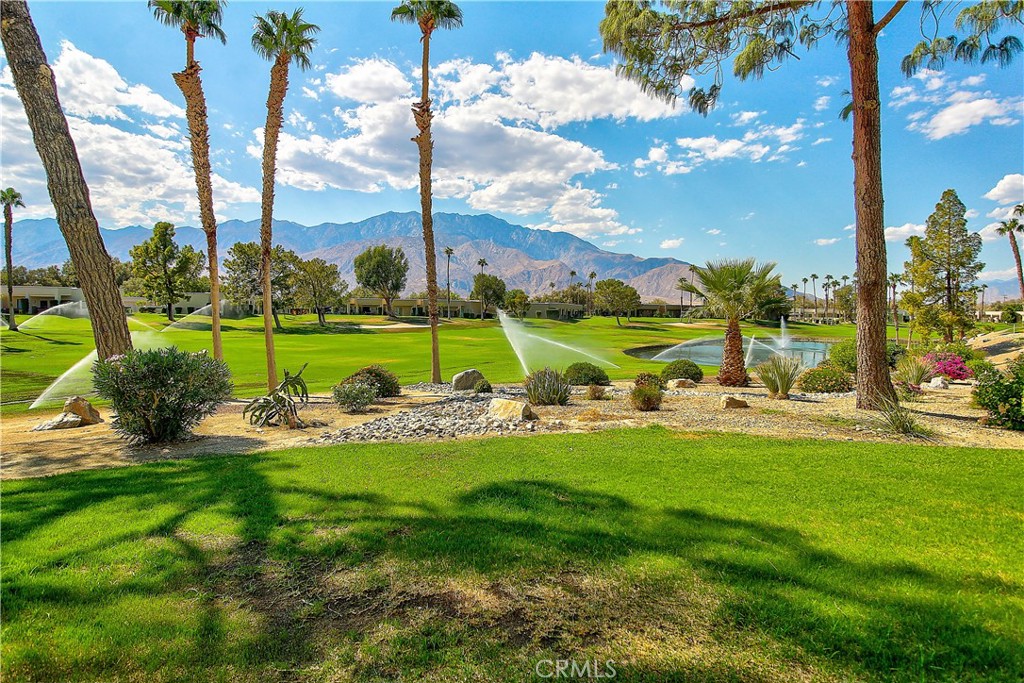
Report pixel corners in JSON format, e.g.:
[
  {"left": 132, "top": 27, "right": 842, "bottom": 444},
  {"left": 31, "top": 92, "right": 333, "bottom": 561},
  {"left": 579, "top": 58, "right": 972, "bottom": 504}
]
[{"left": 922, "top": 352, "right": 973, "bottom": 380}]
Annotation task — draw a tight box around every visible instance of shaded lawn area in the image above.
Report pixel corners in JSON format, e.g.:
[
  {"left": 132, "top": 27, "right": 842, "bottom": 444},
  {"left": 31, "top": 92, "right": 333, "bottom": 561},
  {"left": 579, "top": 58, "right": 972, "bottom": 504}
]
[{"left": 2, "top": 428, "right": 1021, "bottom": 682}]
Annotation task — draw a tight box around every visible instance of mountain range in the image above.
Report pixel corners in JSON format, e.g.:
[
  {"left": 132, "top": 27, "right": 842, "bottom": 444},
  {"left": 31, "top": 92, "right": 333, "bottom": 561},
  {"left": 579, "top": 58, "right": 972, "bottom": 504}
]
[{"left": 11, "top": 212, "right": 695, "bottom": 301}]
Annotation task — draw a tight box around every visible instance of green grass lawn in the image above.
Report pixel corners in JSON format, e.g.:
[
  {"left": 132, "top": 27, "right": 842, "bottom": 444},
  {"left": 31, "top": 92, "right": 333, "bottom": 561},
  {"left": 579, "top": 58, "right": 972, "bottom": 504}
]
[
  {"left": 2, "top": 428, "right": 1021, "bottom": 682},
  {"left": 0, "top": 313, "right": 884, "bottom": 412}
]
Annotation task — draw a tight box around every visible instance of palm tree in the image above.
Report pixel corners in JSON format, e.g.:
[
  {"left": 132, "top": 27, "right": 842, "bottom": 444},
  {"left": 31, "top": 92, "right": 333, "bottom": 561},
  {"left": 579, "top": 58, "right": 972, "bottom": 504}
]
[
  {"left": 391, "top": 0, "right": 462, "bottom": 384},
  {"left": 1, "top": 1, "right": 131, "bottom": 358},
  {"left": 476, "top": 258, "right": 488, "bottom": 317},
  {"left": 149, "top": 0, "right": 227, "bottom": 360},
  {"left": 675, "top": 277, "right": 687, "bottom": 316},
  {"left": 810, "top": 273, "right": 819, "bottom": 320},
  {"left": 825, "top": 275, "right": 836, "bottom": 321},
  {"left": 790, "top": 283, "right": 798, "bottom": 311},
  {"left": 979, "top": 283, "right": 988, "bottom": 320},
  {"left": 2, "top": 187, "right": 25, "bottom": 330},
  {"left": 251, "top": 8, "right": 319, "bottom": 391},
  {"left": 801, "top": 277, "right": 808, "bottom": 319},
  {"left": 888, "top": 273, "right": 902, "bottom": 343},
  {"left": 569, "top": 270, "right": 577, "bottom": 289},
  {"left": 477, "top": 258, "right": 487, "bottom": 275},
  {"left": 681, "top": 259, "right": 781, "bottom": 387},
  {"left": 587, "top": 270, "right": 597, "bottom": 315},
  {"left": 997, "top": 213, "right": 1024, "bottom": 302},
  {"left": 443, "top": 245, "right": 454, "bottom": 319}
]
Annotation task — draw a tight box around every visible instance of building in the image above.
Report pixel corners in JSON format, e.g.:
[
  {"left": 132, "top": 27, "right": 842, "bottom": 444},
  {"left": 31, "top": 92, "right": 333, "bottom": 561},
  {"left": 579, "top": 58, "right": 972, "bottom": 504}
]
[{"left": 2, "top": 285, "right": 211, "bottom": 317}]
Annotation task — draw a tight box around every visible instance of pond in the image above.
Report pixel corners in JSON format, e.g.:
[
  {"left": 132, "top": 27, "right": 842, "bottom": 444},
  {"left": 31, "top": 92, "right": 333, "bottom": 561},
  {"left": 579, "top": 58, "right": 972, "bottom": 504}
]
[{"left": 627, "top": 336, "right": 833, "bottom": 368}]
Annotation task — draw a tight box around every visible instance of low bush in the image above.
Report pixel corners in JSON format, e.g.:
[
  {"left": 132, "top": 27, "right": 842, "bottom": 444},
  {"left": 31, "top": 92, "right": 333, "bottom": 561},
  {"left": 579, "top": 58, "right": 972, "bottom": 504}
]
[
  {"left": 93, "top": 346, "right": 232, "bottom": 444},
  {"left": 564, "top": 362, "right": 610, "bottom": 386},
  {"left": 525, "top": 367, "right": 571, "bottom": 406},
  {"left": 629, "top": 384, "right": 663, "bottom": 411},
  {"left": 972, "top": 355, "right": 1024, "bottom": 430},
  {"left": 343, "top": 364, "right": 400, "bottom": 397},
  {"left": 966, "top": 359, "right": 998, "bottom": 383},
  {"left": 754, "top": 356, "right": 803, "bottom": 399},
  {"left": 925, "top": 341, "right": 982, "bottom": 362},
  {"left": 634, "top": 372, "right": 666, "bottom": 390},
  {"left": 894, "top": 355, "right": 936, "bottom": 387},
  {"left": 828, "top": 339, "right": 857, "bottom": 373},
  {"left": 586, "top": 384, "right": 607, "bottom": 400},
  {"left": 332, "top": 382, "right": 377, "bottom": 413},
  {"left": 886, "top": 342, "right": 907, "bottom": 368},
  {"left": 473, "top": 379, "right": 493, "bottom": 394},
  {"left": 797, "top": 365, "right": 853, "bottom": 394},
  {"left": 872, "top": 396, "right": 933, "bottom": 439},
  {"left": 661, "top": 359, "right": 703, "bottom": 383},
  {"left": 922, "top": 352, "right": 972, "bottom": 380}
]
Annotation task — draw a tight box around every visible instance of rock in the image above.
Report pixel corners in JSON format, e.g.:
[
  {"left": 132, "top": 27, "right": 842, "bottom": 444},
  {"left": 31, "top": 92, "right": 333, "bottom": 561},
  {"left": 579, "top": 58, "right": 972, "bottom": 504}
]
[
  {"left": 673, "top": 379, "right": 697, "bottom": 389},
  {"left": 926, "top": 376, "right": 949, "bottom": 390},
  {"left": 452, "top": 369, "right": 486, "bottom": 391},
  {"left": 720, "top": 396, "right": 749, "bottom": 409},
  {"left": 31, "top": 412, "right": 83, "bottom": 431},
  {"left": 63, "top": 396, "right": 103, "bottom": 425},
  {"left": 486, "top": 398, "right": 537, "bottom": 422}
]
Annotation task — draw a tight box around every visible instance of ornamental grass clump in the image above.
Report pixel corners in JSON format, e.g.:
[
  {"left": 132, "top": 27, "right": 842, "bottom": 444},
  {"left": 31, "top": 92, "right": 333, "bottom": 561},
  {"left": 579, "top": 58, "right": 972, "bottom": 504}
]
[
  {"left": 524, "top": 367, "right": 571, "bottom": 406},
  {"left": 586, "top": 384, "right": 608, "bottom": 400},
  {"left": 754, "top": 355, "right": 802, "bottom": 399},
  {"left": 93, "top": 346, "right": 232, "bottom": 444},
  {"left": 893, "top": 355, "right": 935, "bottom": 388},
  {"left": 872, "top": 395, "right": 933, "bottom": 439},
  {"left": 629, "top": 384, "right": 663, "bottom": 411}
]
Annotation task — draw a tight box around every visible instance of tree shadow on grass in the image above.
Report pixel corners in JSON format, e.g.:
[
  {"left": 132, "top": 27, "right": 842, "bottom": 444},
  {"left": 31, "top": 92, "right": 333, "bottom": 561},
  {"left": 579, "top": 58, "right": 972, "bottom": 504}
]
[{"left": 2, "top": 468, "right": 1021, "bottom": 682}]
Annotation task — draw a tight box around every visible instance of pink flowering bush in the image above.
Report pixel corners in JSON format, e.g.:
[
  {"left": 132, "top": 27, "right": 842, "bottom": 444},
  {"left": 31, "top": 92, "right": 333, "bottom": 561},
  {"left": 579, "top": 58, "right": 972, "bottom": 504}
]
[{"left": 922, "top": 352, "right": 973, "bottom": 380}]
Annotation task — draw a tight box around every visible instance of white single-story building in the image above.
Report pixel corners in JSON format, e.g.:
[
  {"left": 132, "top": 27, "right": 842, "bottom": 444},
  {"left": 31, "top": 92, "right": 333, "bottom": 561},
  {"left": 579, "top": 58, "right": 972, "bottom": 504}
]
[{"left": 2, "top": 285, "right": 211, "bottom": 317}]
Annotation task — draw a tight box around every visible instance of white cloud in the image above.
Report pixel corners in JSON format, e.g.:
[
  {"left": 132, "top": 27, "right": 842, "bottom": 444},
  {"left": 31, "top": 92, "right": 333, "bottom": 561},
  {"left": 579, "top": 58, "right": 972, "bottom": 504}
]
[
  {"left": 843, "top": 224, "right": 855, "bottom": 231},
  {"left": 961, "top": 74, "right": 986, "bottom": 87},
  {"left": 884, "top": 223, "right": 926, "bottom": 241},
  {"left": 812, "top": 137, "right": 832, "bottom": 146},
  {"left": 323, "top": 58, "right": 413, "bottom": 103},
  {"left": 659, "top": 237, "right": 684, "bottom": 249},
  {"left": 891, "top": 70, "right": 1022, "bottom": 139},
  {"left": 814, "top": 238, "right": 841, "bottom": 246},
  {"left": 979, "top": 267, "right": 1019, "bottom": 281},
  {"left": 705, "top": 228, "right": 721, "bottom": 235},
  {"left": 730, "top": 110, "right": 763, "bottom": 125},
  {"left": 984, "top": 173, "right": 1024, "bottom": 205},
  {"left": 816, "top": 76, "right": 839, "bottom": 87},
  {"left": 965, "top": 208, "right": 979, "bottom": 218},
  {"left": 916, "top": 96, "right": 1022, "bottom": 139},
  {"left": 979, "top": 222, "right": 1004, "bottom": 242},
  {"left": 813, "top": 96, "right": 831, "bottom": 112}
]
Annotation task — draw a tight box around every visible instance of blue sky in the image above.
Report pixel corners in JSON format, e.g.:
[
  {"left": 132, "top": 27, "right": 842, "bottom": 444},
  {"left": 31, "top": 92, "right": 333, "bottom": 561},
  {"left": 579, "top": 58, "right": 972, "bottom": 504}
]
[{"left": 2, "top": 1, "right": 1022, "bottom": 289}]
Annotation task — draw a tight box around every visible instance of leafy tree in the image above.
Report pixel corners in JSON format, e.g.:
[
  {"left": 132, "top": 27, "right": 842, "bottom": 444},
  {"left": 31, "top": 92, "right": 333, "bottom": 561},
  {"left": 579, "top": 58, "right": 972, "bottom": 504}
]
[
  {"left": 996, "top": 205, "right": 1024, "bottom": 301},
  {"left": 471, "top": 273, "right": 506, "bottom": 318},
  {"left": 594, "top": 278, "right": 641, "bottom": 327},
  {"left": 600, "top": 0, "right": 1021, "bottom": 407},
  {"left": 680, "top": 259, "right": 781, "bottom": 387},
  {"left": 294, "top": 257, "right": 348, "bottom": 325},
  {"left": 222, "top": 242, "right": 299, "bottom": 329},
  {"left": 902, "top": 189, "right": 984, "bottom": 343},
  {"left": 252, "top": 7, "right": 320, "bottom": 390},
  {"left": 128, "top": 222, "right": 206, "bottom": 321},
  {"left": 1, "top": 1, "right": 131, "bottom": 358},
  {"left": 503, "top": 288, "right": 530, "bottom": 320},
  {"left": 833, "top": 284, "right": 856, "bottom": 324},
  {"left": 150, "top": 0, "right": 227, "bottom": 360},
  {"left": 391, "top": 0, "right": 463, "bottom": 384},
  {"left": 354, "top": 244, "right": 408, "bottom": 318},
  {"left": 1, "top": 187, "right": 25, "bottom": 329}
]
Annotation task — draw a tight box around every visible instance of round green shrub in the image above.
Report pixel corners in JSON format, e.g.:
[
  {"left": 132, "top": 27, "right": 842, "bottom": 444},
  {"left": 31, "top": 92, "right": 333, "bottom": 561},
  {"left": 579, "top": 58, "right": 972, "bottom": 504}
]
[
  {"left": 332, "top": 382, "right": 377, "bottom": 413},
  {"left": 973, "top": 355, "right": 1024, "bottom": 430},
  {"left": 661, "top": 359, "right": 703, "bottom": 382},
  {"left": 564, "top": 362, "right": 610, "bottom": 386},
  {"left": 343, "top": 364, "right": 400, "bottom": 397},
  {"left": 797, "top": 366, "right": 853, "bottom": 394},
  {"left": 828, "top": 339, "right": 857, "bottom": 373},
  {"left": 473, "top": 379, "right": 493, "bottom": 394},
  {"left": 629, "top": 384, "right": 663, "bottom": 411},
  {"left": 634, "top": 372, "right": 666, "bottom": 390},
  {"left": 93, "top": 346, "right": 232, "bottom": 444}
]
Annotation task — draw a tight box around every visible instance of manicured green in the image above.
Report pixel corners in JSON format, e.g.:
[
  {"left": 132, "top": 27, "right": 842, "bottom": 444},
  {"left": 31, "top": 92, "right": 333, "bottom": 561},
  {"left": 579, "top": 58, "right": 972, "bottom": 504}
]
[{"left": 2, "top": 429, "right": 1021, "bottom": 682}]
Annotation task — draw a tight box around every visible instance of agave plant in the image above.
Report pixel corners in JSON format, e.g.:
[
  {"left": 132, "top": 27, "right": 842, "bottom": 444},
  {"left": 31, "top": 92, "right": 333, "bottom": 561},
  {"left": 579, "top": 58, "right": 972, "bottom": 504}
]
[
  {"left": 244, "top": 363, "right": 310, "bottom": 428},
  {"left": 754, "top": 355, "right": 803, "bottom": 399},
  {"left": 893, "top": 355, "right": 935, "bottom": 387},
  {"left": 524, "top": 367, "right": 571, "bottom": 406}
]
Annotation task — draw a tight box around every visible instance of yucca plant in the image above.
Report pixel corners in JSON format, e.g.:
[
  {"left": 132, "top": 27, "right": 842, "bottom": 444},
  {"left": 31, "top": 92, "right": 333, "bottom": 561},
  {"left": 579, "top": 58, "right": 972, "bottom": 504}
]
[
  {"left": 524, "top": 367, "right": 571, "bottom": 406},
  {"left": 244, "top": 363, "right": 310, "bottom": 428},
  {"left": 754, "top": 355, "right": 802, "bottom": 399},
  {"left": 872, "top": 395, "right": 933, "bottom": 440},
  {"left": 894, "top": 355, "right": 936, "bottom": 387}
]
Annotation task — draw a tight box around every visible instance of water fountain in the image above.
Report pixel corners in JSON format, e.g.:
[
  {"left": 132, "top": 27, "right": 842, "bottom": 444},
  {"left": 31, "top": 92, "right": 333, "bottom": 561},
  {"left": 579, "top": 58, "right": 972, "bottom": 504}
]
[{"left": 497, "top": 310, "right": 619, "bottom": 374}]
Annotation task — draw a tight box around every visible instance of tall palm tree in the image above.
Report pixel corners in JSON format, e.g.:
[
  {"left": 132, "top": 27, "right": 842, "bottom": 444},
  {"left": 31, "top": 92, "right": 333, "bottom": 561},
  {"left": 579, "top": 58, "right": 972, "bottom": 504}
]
[
  {"left": 569, "top": 269, "right": 577, "bottom": 289},
  {"left": 997, "top": 213, "right": 1024, "bottom": 302},
  {"left": 1, "top": 1, "right": 131, "bottom": 358},
  {"left": 149, "top": 0, "right": 227, "bottom": 360},
  {"left": 587, "top": 270, "right": 597, "bottom": 315},
  {"left": 251, "top": 8, "right": 319, "bottom": 391},
  {"left": 477, "top": 258, "right": 487, "bottom": 275},
  {"left": 810, "top": 273, "right": 819, "bottom": 320},
  {"left": 391, "top": 0, "right": 462, "bottom": 383},
  {"left": 675, "top": 277, "right": 686, "bottom": 316},
  {"left": 475, "top": 257, "right": 488, "bottom": 317},
  {"left": 443, "top": 245, "right": 454, "bottom": 319},
  {"left": 801, "top": 277, "right": 808, "bottom": 319},
  {"left": 979, "top": 283, "right": 988, "bottom": 320},
  {"left": 888, "top": 273, "right": 902, "bottom": 343},
  {"left": 790, "top": 283, "right": 798, "bottom": 312},
  {"left": 824, "top": 275, "right": 835, "bottom": 321},
  {"left": 2, "top": 187, "right": 25, "bottom": 330},
  {"left": 681, "top": 259, "right": 781, "bottom": 387}
]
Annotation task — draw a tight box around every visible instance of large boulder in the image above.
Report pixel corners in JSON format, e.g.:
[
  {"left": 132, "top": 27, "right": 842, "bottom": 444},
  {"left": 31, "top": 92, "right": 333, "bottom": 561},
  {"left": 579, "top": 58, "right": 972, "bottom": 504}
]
[
  {"left": 926, "top": 376, "right": 949, "bottom": 390},
  {"left": 64, "top": 396, "right": 103, "bottom": 425},
  {"left": 31, "top": 412, "right": 84, "bottom": 431},
  {"left": 486, "top": 398, "right": 538, "bottom": 422},
  {"left": 452, "top": 369, "right": 486, "bottom": 391},
  {"left": 720, "top": 396, "right": 749, "bottom": 409}
]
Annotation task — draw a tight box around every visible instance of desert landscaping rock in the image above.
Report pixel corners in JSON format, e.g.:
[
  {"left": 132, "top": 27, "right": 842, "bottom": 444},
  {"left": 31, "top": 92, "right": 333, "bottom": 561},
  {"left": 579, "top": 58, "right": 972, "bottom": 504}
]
[
  {"left": 31, "top": 412, "right": 84, "bottom": 431},
  {"left": 721, "top": 396, "right": 749, "bottom": 409},
  {"left": 927, "top": 376, "right": 950, "bottom": 389},
  {"left": 452, "top": 369, "right": 486, "bottom": 391},
  {"left": 672, "top": 379, "right": 698, "bottom": 389},
  {"left": 64, "top": 396, "right": 103, "bottom": 425},
  {"left": 486, "top": 398, "right": 537, "bottom": 422}
]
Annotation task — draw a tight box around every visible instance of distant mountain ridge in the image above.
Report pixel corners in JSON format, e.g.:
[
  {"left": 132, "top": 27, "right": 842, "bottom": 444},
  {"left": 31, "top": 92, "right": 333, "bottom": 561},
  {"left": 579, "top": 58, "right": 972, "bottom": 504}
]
[{"left": 10, "top": 211, "right": 693, "bottom": 300}]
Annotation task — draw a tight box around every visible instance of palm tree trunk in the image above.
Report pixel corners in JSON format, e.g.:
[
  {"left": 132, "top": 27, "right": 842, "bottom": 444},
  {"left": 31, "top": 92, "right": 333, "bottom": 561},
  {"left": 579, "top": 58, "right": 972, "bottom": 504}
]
[
  {"left": 891, "top": 285, "right": 900, "bottom": 344},
  {"left": 847, "top": 0, "right": 895, "bottom": 409},
  {"left": 414, "top": 32, "right": 442, "bottom": 384},
  {"left": 719, "top": 317, "right": 747, "bottom": 386},
  {"left": 1008, "top": 232, "right": 1024, "bottom": 302},
  {"left": 4, "top": 206, "right": 18, "bottom": 331},
  {"left": 1, "top": 1, "right": 131, "bottom": 359},
  {"left": 446, "top": 256, "right": 451, "bottom": 319},
  {"left": 258, "top": 55, "right": 289, "bottom": 391},
  {"left": 173, "top": 61, "right": 223, "bottom": 360}
]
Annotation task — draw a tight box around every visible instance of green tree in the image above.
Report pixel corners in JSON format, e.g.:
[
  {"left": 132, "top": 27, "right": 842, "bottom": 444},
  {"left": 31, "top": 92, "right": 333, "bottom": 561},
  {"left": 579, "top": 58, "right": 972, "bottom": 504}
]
[
  {"left": 1, "top": 187, "right": 25, "bottom": 330},
  {"left": 600, "top": 0, "right": 1021, "bottom": 407},
  {"left": 293, "top": 257, "right": 348, "bottom": 325},
  {"left": 251, "top": 7, "right": 320, "bottom": 391},
  {"left": 594, "top": 278, "right": 641, "bottom": 327},
  {"left": 680, "top": 259, "right": 781, "bottom": 387},
  {"left": 833, "top": 284, "right": 856, "bottom": 325},
  {"left": 503, "top": 288, "right": 530, "bottom": 320},
  {"left": 996, "top": 209, "right": 1024, "bottom": 302},
  {"left": 149, "top": 0, "right": 227, "bottom": 360},
  {"left": 391, "top": 0, "right": 463, "bottom": 384},
  {"left": 902, "top": 189, "right": 984, "bottom": 343},
  {"left": 128, "top": 222, "right": 205, "bottom": 322},
  {"left": 222, "top": 242, "right": 299, "bottom": 330},
  {"left": 471, "top": 273, "right": 506, "bottom": 318},
  {"left": 353, "top": 244, "right": 408, "bottom": 318},
  {"left": 888, "top": 273, "right": 903, "bottom": 343}
]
